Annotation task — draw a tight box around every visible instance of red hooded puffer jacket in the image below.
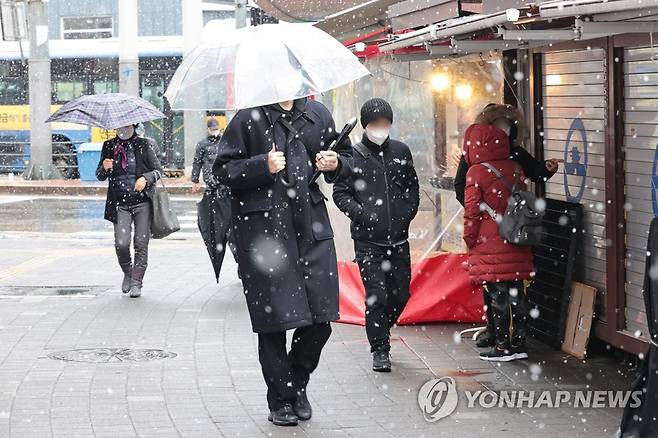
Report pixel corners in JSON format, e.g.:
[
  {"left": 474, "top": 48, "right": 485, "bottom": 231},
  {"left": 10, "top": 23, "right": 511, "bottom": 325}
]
[{"left": 462, "top": 123, "right": 535, "bottom": 284}]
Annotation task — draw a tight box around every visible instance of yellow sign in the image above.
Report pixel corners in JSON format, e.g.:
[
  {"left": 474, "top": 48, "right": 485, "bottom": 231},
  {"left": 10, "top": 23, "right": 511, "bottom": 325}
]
[
  {"left": 0, "top": 105, "right": 88, "bottom": 131},
  {"left": 91, "top": 128, "right": 115, "bottom": 143}
]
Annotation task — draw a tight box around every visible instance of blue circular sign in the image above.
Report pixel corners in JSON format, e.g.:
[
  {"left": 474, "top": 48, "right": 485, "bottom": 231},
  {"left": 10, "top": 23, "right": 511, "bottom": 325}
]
[{"left": 563, "top": 118, "right": 588, "bottom": 203}]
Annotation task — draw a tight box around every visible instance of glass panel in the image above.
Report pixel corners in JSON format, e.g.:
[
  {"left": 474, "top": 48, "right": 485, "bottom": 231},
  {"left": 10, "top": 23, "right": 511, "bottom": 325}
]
[
  {"left": 326, "top": 55, "right": 504, "bottom": 262},
  {"left": 93, "top": 80, "right": 118, "bottom": 94},
  {"left": 0, "top": 77, "right": 27, "bottom": 104},
  {"left": 52, "top": 80, "right": 85, "bottom": 103}
]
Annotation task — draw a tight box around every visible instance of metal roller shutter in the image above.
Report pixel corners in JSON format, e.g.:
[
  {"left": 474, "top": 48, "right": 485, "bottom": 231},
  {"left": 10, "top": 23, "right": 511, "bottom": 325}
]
[
  {"left": 542, "top": 48, "right": 608, "bottom": 321},
  {"left": 623, "top": 46, "right": 656, "bottom": 338}
]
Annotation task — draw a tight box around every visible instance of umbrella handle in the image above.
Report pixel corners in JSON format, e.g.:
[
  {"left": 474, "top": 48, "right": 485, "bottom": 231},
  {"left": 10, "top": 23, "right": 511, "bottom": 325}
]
[{"left": 278, "top": 172, "right": 295, "bottom": 188}]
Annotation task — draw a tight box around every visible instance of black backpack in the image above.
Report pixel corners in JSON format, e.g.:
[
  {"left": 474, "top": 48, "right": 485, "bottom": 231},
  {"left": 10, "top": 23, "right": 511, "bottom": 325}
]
[{"left": 480, "top": 162, "right": 544, "bottom": 246}]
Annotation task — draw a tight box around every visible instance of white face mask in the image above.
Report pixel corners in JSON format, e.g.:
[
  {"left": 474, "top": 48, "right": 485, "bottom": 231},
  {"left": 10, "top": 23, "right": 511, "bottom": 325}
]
[
  {"left": 117, "top": 126, "right": 135, "bottom": 140},
  {"left": 366, "top": 127, "right": 390, "bottom": 146}
]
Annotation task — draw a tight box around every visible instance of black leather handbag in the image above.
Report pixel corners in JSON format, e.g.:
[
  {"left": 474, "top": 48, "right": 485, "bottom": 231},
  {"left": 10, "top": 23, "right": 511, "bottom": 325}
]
[{"left": 151, "top": 172, "right": 180, "bottom": 239}]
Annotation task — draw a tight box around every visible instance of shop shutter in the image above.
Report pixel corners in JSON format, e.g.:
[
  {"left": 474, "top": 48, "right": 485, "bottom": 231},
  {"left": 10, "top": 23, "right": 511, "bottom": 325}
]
[
  {"left": 623, "top": 46, "right": 656, "bottom": 337},
  {"left": 542, "top": 48, "right": 608, "bottom": 321}
]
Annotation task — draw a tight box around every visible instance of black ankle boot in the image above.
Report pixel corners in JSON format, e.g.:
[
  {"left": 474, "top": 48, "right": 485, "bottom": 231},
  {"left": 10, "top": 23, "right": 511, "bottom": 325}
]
[
  {"left": 293, "top": 390, "right": 312, "bottom": 421},
  {"left": 268, "top": 404, "right": 298, "bottom": 426},
  {"left": 121, "top": 271, "right": 132, "bottom": 294},
  {"left": 129, "top": 279, "right": 142, "bottom": 298}
]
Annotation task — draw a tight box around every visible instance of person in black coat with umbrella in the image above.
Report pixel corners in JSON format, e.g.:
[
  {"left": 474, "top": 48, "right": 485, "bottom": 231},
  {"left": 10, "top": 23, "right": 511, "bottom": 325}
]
[
  {"left": 213, "top": 97, "right": 351, "bottom": 426},
  {"left": 96, "top": 124, "right": 163, "bottom": 298}
]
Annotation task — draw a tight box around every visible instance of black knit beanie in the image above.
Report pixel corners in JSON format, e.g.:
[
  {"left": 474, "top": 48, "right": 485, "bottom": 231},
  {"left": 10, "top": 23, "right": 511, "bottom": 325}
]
[{"left": 360, "top": 98, "right": 393, "bottom": 128}]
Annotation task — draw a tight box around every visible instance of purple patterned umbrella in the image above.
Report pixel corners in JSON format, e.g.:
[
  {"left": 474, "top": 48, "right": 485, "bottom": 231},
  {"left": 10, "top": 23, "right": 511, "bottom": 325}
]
[{"left": 46, "top": 93, "right": 165, "bottom": 130}]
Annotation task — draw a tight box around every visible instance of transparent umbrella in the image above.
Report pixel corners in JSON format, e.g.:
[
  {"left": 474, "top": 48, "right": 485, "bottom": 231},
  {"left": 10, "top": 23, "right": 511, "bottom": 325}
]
[{"left": 164, "top": 23, "right": 371, "bottom": 111}]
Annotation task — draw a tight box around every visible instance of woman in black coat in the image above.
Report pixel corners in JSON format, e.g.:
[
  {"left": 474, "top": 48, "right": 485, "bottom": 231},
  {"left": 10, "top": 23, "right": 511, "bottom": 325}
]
[
  {"left": 96, "top": 124, "right": 162, "bottom": 298},
  {"left": 213, "top": 97, "right": 351, "bottom": 425}
]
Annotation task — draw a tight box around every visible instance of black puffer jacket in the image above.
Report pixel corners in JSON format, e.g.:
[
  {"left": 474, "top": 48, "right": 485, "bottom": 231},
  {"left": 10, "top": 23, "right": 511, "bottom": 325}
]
[{"left": 333, "top": 134, "right": 419, "bottom": 246}]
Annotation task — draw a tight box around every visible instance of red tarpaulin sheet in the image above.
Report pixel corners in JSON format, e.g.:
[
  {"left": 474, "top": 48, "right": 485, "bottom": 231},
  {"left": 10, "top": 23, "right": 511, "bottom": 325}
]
[{"left": 337, "top": 253, "right": 484, "bottom": 326}]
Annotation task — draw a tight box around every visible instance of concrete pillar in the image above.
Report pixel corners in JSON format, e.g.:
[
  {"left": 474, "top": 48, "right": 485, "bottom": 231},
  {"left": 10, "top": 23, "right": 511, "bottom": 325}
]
[
  {"left": 182, "top": 0, "right": 206, "bottom": 176},
  {"left": 25, "top": 0, "right": 60, "bottom": 180},
  {"left": 119, "top": 0, "right": 139, "bottom": 96},
  {"left": 235, "top": 0, "right": 248, "bottom": 29}
]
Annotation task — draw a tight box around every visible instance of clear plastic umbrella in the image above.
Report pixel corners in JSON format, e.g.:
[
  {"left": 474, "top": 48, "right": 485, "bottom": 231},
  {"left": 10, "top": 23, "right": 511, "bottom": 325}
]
[{"left": 164, "top": 23, "right": 371, "bottom": 111}]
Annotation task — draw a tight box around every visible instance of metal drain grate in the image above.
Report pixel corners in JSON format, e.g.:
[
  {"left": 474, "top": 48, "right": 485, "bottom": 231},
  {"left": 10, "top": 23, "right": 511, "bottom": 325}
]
[
  {"left": 0, "top": 285, "right": 108, "bottom": 297},
  {"left": 48, "top": 348, "right": 177, "bottom": 363}
]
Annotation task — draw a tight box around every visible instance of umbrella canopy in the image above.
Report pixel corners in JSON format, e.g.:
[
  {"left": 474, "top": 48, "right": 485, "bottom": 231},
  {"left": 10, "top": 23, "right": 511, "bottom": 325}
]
[
  {"left": 620, "top": 217, "right": 658, "bottom": 437},
  {"left": 164, "top": 23, "right": 370, "bottom": 111},
  {"left": 46, "top": 93, "right": 166, "bottom": 130}
]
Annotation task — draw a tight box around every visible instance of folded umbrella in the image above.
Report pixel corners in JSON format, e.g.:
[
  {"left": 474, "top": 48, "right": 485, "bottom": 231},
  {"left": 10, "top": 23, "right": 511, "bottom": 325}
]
[
  {"left": 165, "top": 23, "right": 370, "bottom": 111},
  {"left": 197, "top": 191, "right": 233, "bottom": 282},
  {"left": 46, "top": 93, "right": 165, "bottom": 129}
]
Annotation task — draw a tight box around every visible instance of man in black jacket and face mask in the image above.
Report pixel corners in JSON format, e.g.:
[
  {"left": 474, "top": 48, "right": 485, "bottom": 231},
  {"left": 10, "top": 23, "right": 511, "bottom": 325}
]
[{"left": 333, "top": 98, "right": 420, "bottom": 372}]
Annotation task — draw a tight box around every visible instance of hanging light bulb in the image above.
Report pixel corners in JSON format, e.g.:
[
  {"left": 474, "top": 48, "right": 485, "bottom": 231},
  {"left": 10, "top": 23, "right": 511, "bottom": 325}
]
[
  {"left": 431, "top": 73, "right": 450, "bottom": 92},
  {"left": 455, "top": 83, "right": 472, "bottom": 101}
]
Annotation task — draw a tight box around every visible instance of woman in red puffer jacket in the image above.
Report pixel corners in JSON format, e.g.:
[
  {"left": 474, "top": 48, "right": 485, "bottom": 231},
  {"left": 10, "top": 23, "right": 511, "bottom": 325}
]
[{"left": 462, "top": 104, "right": 534, "bottom": 362}]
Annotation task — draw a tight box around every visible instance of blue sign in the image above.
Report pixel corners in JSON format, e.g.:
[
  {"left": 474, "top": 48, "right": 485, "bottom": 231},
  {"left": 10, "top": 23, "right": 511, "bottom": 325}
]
[
  {"left": 651, "top": 144, "right": 658, "bottom": 216},
  {"left": 563, "top": 118, "right": 588, "bottom": 203}
]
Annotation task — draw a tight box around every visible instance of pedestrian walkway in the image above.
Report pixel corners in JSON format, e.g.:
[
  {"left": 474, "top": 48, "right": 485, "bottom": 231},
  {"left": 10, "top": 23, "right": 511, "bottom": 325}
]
[{"left": 0, "top": 233, "right": 634, "bottom": 437}]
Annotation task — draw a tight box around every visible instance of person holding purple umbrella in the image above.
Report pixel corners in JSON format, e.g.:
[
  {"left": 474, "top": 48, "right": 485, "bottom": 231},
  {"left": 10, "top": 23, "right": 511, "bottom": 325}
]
[{"left": 96, "top": 124, "right": 163, "bottom": 298}]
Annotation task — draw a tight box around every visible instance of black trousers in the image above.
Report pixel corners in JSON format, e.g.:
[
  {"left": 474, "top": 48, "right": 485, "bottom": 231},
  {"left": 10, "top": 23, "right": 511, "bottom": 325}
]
[
  {"left": 258, "top": 322, "right": 332, "bottom": 410},
  {"left": 355, "top": 241, "right": 411, "bottom": 353},
  {"left": 114, "top": 201, "right": 152, "bottom": 282},
  {"left": 485, "top": 281, "right": 529, "bottom": 348}
]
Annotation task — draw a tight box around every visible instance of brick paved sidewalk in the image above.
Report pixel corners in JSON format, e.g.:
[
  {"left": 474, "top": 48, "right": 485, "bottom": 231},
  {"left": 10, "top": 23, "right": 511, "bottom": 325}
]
[{"left": 0, "top": 234, "right": 634, "bottom": 438}]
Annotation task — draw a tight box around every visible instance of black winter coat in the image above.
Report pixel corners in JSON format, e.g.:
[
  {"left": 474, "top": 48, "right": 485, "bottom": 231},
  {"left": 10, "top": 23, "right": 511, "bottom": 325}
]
[
  {"left": 96, "top": 135, "right": 163, "bottom": 223},
  {"left": 454, "top": 146, "right": 555, "bottom": 207},
  {"left": 333, "top": 134, "right": 419, "bottom": 246},
  {"left": 212, "top": 98, "right": 351, "bottom": 333}
]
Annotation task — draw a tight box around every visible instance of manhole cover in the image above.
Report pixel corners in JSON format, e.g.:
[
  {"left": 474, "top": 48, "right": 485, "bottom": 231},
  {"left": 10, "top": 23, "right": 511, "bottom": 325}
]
[
  {"left": 0, "top": 286, "right": 108, "bottom": 297},
  {"left": 48, "top": 348, "right": 177, "bottom": 363}
]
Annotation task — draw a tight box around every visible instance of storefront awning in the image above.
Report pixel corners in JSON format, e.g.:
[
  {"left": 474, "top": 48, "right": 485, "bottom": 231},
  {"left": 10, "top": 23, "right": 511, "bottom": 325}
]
[
  {"left": 379, "top": 8, "right": 521, "bottom": 52},
  {"left": 377, "top": 0, "right": 658, "bottom": 57},
  {"left": 315, "top": 0, "right": 401, "bottom": 41},
  {"left": 539, "top": 0, "right": 658, "bottom": 19}
]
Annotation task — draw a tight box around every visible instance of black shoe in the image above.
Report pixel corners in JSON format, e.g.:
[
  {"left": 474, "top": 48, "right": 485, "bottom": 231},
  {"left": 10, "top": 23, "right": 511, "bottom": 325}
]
[
  {"left": 475, "top": 330, "right": 495, "bottom": 348},
  {"left": 121, "top": 272, "right": 132, "bottom": 294},
  {"left": 293, "top": 390, "right": 312, "bottom": 421},
  {"left": 479, "top": 346, "right": 516, "bottom": 362},
  {"left": 267, "top": 404, "right": 298, "bottom": 426},
  {"left": 510, "top": 343, "right": 528, "bottom": 360},
  {"left": 373, "top": 351, "right": 391, "bottom": 372}
]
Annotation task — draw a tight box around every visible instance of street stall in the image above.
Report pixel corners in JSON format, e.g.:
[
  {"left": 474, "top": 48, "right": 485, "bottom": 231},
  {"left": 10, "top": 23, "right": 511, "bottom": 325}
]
[{"left": 315, "top": 0, "right": 658, "bottom": 354}]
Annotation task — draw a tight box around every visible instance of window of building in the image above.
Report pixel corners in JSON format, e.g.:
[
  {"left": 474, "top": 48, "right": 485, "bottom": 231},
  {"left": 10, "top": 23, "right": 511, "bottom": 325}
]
[
  {"left": 93, "top": 80, "right": 118, "bottom": 95},
  {"left": 61, "top": 16, "right": 113, "bottom": 40},
  {"left": 52, "top": 80, "right": 86, "bottom": 103},
  {"left": 0, "top": 77, "right": 27, "bottom": 105}
]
